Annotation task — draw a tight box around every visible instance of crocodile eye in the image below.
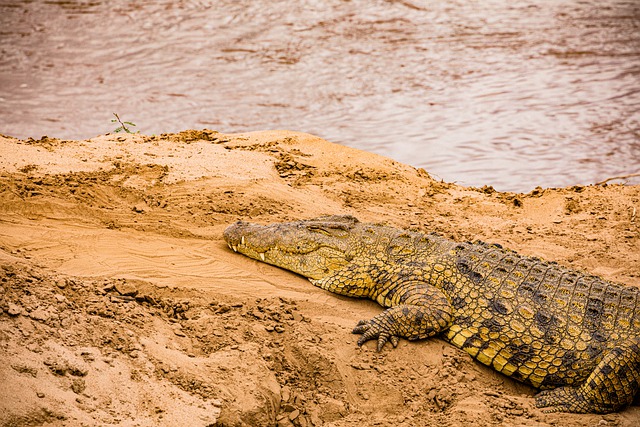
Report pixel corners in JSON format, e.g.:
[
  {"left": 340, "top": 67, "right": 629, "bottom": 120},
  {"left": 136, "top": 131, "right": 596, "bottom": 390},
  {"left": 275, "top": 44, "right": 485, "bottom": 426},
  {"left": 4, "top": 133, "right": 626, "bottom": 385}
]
[{"left": 308, "top": 226, "right": 331, "bottom": 236}]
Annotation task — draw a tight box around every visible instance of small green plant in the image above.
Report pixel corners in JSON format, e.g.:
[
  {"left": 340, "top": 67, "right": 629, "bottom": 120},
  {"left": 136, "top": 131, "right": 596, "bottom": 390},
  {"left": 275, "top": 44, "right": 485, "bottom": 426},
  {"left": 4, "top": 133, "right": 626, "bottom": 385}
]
[{"left": 111, "top": 113, "right": 139, "bottom": 134}]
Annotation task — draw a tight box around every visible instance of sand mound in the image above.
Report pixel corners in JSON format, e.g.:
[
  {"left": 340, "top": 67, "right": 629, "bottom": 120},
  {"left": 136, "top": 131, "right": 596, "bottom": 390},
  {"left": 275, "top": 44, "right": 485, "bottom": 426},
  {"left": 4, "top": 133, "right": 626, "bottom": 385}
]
[{"left": 0, "top": 130, "right": 638, "bottom": 426}]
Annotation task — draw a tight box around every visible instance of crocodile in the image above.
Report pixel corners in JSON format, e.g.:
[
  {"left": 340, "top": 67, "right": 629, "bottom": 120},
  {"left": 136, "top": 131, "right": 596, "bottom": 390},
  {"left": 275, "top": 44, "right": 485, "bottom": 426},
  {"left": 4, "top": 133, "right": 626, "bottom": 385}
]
[{"left": 223, "top": 215, "right": 640, "bottom": 414}]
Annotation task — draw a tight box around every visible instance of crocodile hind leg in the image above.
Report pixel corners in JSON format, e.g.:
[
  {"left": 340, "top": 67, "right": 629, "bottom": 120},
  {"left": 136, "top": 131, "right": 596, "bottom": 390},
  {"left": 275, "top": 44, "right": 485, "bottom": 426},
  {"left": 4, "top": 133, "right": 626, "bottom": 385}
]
[{"left": 535, "top": 338, "right": 640, "bottom": 414}]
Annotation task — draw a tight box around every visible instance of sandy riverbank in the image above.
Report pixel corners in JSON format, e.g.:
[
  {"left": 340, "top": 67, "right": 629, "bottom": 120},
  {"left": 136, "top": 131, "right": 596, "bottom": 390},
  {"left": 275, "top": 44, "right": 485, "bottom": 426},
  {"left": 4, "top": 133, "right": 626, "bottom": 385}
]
[{"left": 0, "top": 130, "right": 638, "bottom": 426}]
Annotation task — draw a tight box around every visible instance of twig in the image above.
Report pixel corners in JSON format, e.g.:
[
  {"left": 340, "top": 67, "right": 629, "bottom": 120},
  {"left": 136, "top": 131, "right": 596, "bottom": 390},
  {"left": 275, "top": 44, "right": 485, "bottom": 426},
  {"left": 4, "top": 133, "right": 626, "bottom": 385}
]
[
  {"left": 595, "top": 172, "right": 640, "bottom": 186},
  {"left": 111, "top": 113, "right": 138, "bottom": 134}
]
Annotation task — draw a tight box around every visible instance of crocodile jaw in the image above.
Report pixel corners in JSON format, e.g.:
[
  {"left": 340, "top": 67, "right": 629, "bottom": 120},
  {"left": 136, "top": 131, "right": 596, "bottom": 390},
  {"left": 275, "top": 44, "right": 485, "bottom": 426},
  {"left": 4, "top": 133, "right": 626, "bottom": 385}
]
[{"left": 223, "top": 219, "right": 351, "bottom": 280}]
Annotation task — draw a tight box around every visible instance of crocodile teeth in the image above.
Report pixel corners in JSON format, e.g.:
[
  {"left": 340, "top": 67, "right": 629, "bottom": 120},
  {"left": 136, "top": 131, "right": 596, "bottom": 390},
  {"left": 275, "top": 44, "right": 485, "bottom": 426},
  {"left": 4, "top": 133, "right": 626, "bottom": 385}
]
[
  {"left": 259, "top": 252, "right": 266, "bottom": 261},
  {"left": 232, "top": 245, "right": 238, "bottom": 252},
  {"left": 241, "top": 236, "right": 245, "bottom": 245}
]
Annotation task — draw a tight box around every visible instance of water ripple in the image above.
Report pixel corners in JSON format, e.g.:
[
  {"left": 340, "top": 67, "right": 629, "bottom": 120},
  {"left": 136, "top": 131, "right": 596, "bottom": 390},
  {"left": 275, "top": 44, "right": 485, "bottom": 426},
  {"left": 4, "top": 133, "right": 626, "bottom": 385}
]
[{"left": 0, "top": 0, "right": 638, "bottom": 191}]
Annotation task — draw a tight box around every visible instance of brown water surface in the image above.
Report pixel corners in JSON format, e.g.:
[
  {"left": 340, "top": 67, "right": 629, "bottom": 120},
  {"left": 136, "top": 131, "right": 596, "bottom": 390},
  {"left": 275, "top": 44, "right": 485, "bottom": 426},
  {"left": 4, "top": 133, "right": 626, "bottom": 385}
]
[{"left": 0, "top": 0, "right": 638, "bottom": 191}]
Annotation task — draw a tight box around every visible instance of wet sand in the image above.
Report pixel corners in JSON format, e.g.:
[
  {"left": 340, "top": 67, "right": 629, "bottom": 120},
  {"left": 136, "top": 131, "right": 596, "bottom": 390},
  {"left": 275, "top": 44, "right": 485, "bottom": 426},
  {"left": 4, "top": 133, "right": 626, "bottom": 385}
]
[{"left": 0, "top": 130, "right": 638, "bottom": 426}]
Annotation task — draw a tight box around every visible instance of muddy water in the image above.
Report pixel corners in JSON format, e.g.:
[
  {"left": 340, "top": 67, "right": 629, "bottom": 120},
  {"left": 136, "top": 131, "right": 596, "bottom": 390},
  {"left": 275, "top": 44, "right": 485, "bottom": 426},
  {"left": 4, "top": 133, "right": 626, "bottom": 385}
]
[{"left": 0, "top": 0, "right": 638, "bottom": 191}]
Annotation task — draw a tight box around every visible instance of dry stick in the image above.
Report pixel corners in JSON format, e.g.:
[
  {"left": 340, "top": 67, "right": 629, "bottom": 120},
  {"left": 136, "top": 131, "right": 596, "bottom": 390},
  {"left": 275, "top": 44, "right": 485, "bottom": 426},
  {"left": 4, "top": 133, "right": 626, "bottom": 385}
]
[{"left": 595, "top": 172, "right": 640, "bottom": 186}]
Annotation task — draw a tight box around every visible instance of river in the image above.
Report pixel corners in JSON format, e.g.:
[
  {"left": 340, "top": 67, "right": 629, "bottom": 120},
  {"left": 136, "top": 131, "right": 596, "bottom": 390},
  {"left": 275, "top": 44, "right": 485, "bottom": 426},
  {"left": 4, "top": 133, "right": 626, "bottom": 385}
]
[{"left": 0, "top": 0, "right": 638, "bottom": 191}]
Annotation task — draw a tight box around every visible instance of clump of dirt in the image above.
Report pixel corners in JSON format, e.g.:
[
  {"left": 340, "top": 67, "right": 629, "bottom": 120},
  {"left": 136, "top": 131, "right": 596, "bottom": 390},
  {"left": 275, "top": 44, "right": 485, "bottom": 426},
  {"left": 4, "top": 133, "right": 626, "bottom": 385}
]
[{"left": 0, "top": 130, "right": 638, "bottom": 426}]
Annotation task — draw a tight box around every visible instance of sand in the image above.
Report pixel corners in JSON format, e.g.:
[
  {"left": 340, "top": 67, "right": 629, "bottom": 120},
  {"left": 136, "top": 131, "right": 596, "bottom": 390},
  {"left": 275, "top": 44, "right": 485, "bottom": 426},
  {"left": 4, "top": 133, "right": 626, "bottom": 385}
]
[{"left": 0, "top": 129, "right": 638, "bottom": 426}]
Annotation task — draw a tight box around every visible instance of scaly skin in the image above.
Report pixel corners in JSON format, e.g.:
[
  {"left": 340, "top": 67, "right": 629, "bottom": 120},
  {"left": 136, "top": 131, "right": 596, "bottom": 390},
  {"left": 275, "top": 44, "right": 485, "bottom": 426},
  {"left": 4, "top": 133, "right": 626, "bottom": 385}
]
[{"left": 223, "top": 215, "right": 640, "bottom": 414}]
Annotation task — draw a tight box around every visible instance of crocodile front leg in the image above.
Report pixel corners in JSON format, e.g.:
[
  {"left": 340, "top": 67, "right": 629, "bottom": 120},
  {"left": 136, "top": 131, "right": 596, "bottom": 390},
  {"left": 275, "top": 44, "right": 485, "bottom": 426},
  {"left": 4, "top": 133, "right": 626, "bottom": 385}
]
[
  {"left": 352, "top": 304, "right": 452, "bottom": 351},
  {"left": 310, "top": 265, "right": 454, "bottom": 351},
  {"left": 354, "top": 281, "right": 453, "bottom": 351},
  {"left": 535, "top": 337, "right": 640, "bottom": 414}
]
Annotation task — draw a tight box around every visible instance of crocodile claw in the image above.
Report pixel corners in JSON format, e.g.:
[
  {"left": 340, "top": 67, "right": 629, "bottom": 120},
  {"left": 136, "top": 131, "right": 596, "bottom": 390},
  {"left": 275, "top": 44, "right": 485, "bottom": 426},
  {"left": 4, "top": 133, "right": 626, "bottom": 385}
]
[{"left": 353, "top": 319, "right": 400, "bottom": 352}]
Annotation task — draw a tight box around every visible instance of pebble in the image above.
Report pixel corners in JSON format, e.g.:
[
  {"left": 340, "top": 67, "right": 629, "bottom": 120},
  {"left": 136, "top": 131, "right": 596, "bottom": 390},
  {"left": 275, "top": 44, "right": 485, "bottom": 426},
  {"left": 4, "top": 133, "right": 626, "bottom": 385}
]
[
  {"left": 29, "top": 307, "right": 50, "bottom": 322},
  {"left": 71, "top": 378, "right": 86, "bottom": 394},
  {"left": 110, "top": 295, "right": 135, "bottom": 303},
  {"left": 114, "top": 282, "right": 138, "bottom": 297},
  {"left": 277, "top": 419, "right": 294, "bottom": 427},
  {"left": 7, "top": 303, "right": 23, "bottom": 316},
  {"left": 288, "top": 409, "right": 300, "bottom": 421},
  {"left": 282, "top": 403, "right": 296, "bottom": 412},
  {"left": 350, "top": 363, "right": 370, "bottom": 370},
  {"left": 132, "top": 203, "right": 146, "bottom": 214},
  {"left": 281, "top": 385, "right": 291, "bottom": 402},
  {"left": 26, "top": 342, "right": 41, "bottom": 353}
]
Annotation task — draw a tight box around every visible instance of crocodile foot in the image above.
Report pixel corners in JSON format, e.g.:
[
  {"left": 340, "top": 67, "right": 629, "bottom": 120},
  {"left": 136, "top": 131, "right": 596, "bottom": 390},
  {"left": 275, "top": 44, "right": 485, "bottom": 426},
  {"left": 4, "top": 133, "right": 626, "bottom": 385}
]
[
  {"left": 352, "top": 302, "right": 452, "bottom": 352},
  {"left": 352, "top": 318, "right": 400, "bottom": 352},
  {"left": 535, "top": 387, "right": 591, "bottom": 413},
  {"left": 536, "top": 339, "right": 640, "bottom": 414}
]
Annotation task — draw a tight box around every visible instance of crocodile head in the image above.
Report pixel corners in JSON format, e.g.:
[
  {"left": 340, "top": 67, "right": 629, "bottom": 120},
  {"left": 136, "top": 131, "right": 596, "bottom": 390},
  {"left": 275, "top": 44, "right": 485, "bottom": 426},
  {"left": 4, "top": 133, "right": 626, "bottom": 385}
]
[{"left": 223, "top": 215, "right": 360, "bottom": 280}]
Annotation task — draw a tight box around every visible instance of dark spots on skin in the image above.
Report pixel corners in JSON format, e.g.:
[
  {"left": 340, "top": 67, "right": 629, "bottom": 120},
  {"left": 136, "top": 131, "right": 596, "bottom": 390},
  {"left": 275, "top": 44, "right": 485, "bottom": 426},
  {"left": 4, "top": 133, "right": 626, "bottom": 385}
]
[
  {"left": 399, "top": 291, "right": 409, "bottom": 303},
  {"left": 533, "top": 290, "right": 549, "bottom": 305},
  {"left": 586, "top": 344, "right": 603, "bottom": 359},
  {"left": 457, "top": 260, "right": 471, "bottom": 274},
  {"left": 405, "top": 261, "right": 423, "bottom": 268},
  {"left": 451, "top": 296, "right": 466, "bottom": 309},
  {"left": 591, "top": 331, "right": 607, "bottom": 342},
  {"left": 455, "top": 315, "right": 474, "bottom": 327},
  {"left": 534, "top": 311, "right": 553, "bottom": 327},
  {"left": 534, "top": 312, "right": 561, "bottom": 344},
  {"left": 618, "top": 364, "right": 630, "bottom": 378},
  {"left": 611, "top": 347, "right": 625, "bottom": 357},
  {"left": 481, "top": 317, "right": 503, "bottom": 333},
  {"left": 541, "top": 373, "right": 568, "bottom": 388},
  {"left": 517, "top": 281, "right": 536, "bottom": 298},
  {"left": 600, "top": 364, "right": 614, "bottom": 375},
  {"left": 503, "top": 256, "right": 518, "bottom": 265},
  {"left": 586, "top": 298, "right": 604, "bottom": 316},
  {"left": 413, "top": 310, "right": 424, "bottom": 326},
  {"left": 495, "top": 266, "right": 508, "bottom": 274},
  {"left": 468, "top": 271, "right": 483, "bottom": 283},
  {"left": 584, "top": 297, "right": 604, "bottom": 331},
  {"left": 511, "top": 369, "right": 525, "bottom": 381},
  {"left": 385, "top": 286, "right": 399, "bottom": 302},
  {"left": 463, "top": 333, "right": 491, "bottom": 352},
  {"left": 402, "top": 306, "right": 409, "bottom": 316},
  {"left": 456, "top": 260, "right": 483, "bottom": 283},
  {"left": 491, "top": 298, "right": 510, "bottom": 315},
  {"left": 562, "top": 350, "right": 578, "bottom": 366},
  {"left": 543, "top": 329, "right": 561, "bottom": 345},
  {"left": 506, "top": 343, "right": 534, "bottom": 366},
  {"left": 441, "top": 279, "right": 456, "bottom": 293},
  {"left": 621, "top": 291, "right": 636, "bottom": 305}
]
